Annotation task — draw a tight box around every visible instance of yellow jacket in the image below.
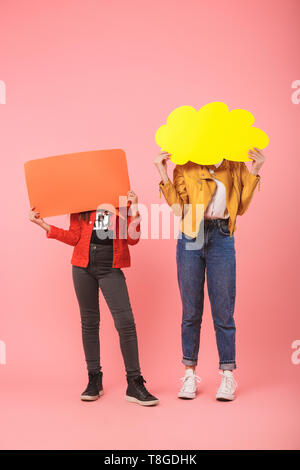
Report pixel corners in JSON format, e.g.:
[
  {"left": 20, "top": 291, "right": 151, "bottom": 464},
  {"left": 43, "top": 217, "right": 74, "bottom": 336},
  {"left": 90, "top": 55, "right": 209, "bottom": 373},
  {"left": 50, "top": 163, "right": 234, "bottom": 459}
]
[{"left": 159, "top": 159, "right": 260, "bottom": 237}]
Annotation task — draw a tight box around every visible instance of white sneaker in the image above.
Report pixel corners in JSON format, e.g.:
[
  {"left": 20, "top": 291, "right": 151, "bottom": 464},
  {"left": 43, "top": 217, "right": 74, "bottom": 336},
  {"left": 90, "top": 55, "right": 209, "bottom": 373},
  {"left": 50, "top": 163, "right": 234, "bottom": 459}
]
[
  {"left": 216, "top": 370, "right": 237, "bottom": 401},
  {"left": 178, "top": 368, "right": 201, "bottom": 399}
]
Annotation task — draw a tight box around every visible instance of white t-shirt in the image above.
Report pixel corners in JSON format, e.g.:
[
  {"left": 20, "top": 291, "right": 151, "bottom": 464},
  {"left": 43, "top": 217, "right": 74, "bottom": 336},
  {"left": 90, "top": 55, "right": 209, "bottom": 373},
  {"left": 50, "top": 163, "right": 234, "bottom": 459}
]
[{"left": 204, "top": 160, "right": 229, "bottom": 219}]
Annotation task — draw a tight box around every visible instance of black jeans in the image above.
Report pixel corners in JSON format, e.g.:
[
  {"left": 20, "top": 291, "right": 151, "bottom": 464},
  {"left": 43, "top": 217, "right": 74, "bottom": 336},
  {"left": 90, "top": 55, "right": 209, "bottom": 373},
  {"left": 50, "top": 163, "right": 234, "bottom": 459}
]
[{"left": 72, "top": 242, "right": 141, "bottom": 378}]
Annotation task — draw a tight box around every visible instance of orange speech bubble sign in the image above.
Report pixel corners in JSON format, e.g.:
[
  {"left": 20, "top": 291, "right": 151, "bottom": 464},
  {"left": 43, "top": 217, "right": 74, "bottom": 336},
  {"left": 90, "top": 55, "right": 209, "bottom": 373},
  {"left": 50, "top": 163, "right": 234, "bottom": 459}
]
[{"left": 24, "top": 149, "right": 130, "bottom": 218}]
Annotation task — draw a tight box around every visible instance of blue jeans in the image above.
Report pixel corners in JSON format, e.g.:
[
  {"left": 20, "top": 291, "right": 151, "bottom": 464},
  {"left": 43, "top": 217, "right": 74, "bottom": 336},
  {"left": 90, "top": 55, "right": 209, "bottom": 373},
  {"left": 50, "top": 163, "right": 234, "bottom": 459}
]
[{"left": 176, "top": 218, "right": 236, "bottom": 370}]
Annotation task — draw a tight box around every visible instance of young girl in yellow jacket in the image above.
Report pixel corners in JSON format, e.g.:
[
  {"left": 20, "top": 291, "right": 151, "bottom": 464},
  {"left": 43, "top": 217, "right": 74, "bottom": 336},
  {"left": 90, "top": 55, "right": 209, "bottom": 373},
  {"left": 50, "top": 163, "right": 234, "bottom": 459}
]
[{"left": 155, "top": 148, "right": 265, "bottom": 401}]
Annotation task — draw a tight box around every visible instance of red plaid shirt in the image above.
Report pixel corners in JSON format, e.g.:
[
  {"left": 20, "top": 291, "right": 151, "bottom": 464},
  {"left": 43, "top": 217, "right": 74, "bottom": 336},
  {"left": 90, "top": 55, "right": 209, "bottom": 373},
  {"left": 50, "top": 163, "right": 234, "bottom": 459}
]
[{"left": 46, "top": 208, "right": 141, "bottom": 268}]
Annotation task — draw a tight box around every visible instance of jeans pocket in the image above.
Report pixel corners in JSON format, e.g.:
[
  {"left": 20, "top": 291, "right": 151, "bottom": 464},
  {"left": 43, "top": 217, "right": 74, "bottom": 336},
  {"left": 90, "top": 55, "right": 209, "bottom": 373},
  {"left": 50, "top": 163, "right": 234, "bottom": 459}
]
[
  {"left": 178, "top": 231, "right": 196, "bottom": 242},
  {"left": 218, "top": 220, "right": 230, "bottom": 236}
]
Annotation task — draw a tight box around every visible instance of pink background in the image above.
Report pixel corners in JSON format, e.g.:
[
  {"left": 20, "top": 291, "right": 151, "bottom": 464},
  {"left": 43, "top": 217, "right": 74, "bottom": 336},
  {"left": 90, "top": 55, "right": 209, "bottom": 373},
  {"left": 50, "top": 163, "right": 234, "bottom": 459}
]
[{"left": 1, "top": 0, "right": 299, "bottom": 450}]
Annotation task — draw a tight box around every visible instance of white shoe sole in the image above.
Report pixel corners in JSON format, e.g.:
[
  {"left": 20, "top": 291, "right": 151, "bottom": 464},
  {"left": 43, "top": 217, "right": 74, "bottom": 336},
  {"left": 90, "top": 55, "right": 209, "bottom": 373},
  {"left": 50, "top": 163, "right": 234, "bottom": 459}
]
[
  {"left": 178, "top": 391, "right": 196, "bottom": 399},
  {"left": 126, "top": 395, "right": 159, "bottom": 406},
  {"left": 81, "top": 390, "right": 104, "bottom": 401},
  {"left": 216, "top": 392, "right": 235, "bottom": 401}
]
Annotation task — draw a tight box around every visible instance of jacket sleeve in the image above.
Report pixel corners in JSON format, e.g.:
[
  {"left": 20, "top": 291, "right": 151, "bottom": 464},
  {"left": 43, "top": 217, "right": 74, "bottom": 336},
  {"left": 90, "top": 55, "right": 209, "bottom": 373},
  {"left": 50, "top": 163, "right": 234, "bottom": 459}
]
[
  {"left": 46, "top": 213, "right": 81, "bottom": 246},
  {"left": 237, "top": 163, "right": 261, "bottom": 216},
  {"left": 158, "top": 165, "right": 189, "bottom": 216},
  {"left": 127, "top": 212, "right": 141, "bottom": 246}
]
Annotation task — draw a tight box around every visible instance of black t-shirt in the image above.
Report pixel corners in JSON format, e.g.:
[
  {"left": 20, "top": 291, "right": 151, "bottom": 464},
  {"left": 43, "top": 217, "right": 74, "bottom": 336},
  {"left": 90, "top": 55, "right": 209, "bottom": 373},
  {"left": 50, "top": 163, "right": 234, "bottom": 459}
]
[{"left": 90, "top": 210, "right": 114, "bottom": 245}]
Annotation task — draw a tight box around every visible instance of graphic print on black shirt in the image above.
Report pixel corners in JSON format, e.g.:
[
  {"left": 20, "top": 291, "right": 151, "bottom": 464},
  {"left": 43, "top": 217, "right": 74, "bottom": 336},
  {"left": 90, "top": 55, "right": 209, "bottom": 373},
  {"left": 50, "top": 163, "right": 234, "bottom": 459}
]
[{"left": 90, "top": 210, "right": 114, "bottom": 245}]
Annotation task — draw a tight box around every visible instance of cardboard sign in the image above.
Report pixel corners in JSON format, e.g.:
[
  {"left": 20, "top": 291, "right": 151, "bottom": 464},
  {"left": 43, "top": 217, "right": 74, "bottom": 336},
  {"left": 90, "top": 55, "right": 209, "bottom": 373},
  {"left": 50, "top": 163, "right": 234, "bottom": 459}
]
[{"left": 24, "top": 149, "right": 130, "bottom": 218}]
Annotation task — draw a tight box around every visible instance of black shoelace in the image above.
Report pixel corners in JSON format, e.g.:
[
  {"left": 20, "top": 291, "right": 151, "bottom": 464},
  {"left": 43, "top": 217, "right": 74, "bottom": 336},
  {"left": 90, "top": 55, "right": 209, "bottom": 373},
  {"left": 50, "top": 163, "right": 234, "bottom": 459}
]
[
  {"left": 87, "top": 372, "right": 101, "bottom": 387},
  {"left": 134, "top": 376, "right": 152, "bottom": 398}
]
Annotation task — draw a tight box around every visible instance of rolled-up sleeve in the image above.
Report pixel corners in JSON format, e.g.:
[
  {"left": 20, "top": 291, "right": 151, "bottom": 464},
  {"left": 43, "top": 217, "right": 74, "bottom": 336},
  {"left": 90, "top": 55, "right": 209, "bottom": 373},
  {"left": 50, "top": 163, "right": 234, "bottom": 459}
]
[
  {"left": 159, "top": 165, "right": 189, "bottom": 216},
  {"left": 127, "top": 213, "right": 141, "bottom": 245},
  {"left": 237, "top": 163, "right": 260, "bottom": 215}
]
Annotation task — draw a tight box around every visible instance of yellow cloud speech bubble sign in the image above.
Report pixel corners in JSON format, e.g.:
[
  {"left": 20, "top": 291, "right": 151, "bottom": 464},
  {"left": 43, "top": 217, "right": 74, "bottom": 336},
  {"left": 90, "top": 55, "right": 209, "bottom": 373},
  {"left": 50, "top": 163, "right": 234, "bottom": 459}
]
[{"left": 155, "top": 102, "right": 269, "bottom": 165}]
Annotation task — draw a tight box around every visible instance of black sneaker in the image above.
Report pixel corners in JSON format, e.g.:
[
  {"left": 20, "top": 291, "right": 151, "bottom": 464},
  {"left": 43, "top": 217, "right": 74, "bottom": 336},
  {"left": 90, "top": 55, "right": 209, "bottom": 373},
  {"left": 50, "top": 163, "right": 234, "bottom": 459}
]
[
  {"left": 80, "top": 371, "right": 104, "bottom": 401},
  {"left": 126, "top": 375, "right": 159, "bottom": 406}
]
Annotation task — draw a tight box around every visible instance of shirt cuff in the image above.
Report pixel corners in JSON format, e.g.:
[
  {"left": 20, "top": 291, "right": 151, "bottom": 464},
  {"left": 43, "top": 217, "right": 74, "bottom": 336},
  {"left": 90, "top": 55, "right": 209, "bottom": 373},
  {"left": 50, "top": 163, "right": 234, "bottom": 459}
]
[
  {"left": 46, "top": 225, "right": 57, "bottom": 238},
  {"left": 247, "top": 172, "right": 261, "bottom": 191},
  {"left": 128, "top": 212, "right": 141, "bottom": 224},
  {"left": 159, "top": 178, "right": 172, "bottom": 188},
  {"left": 249, "top": 171, "right": 260, "bottom": 180}
]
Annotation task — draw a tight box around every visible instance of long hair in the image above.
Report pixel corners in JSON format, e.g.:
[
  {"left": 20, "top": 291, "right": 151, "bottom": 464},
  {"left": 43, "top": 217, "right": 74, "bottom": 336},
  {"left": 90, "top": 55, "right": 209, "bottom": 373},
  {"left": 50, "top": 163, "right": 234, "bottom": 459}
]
[{"left": 78, "top": 211, "right": 92, "bottom": 224}]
